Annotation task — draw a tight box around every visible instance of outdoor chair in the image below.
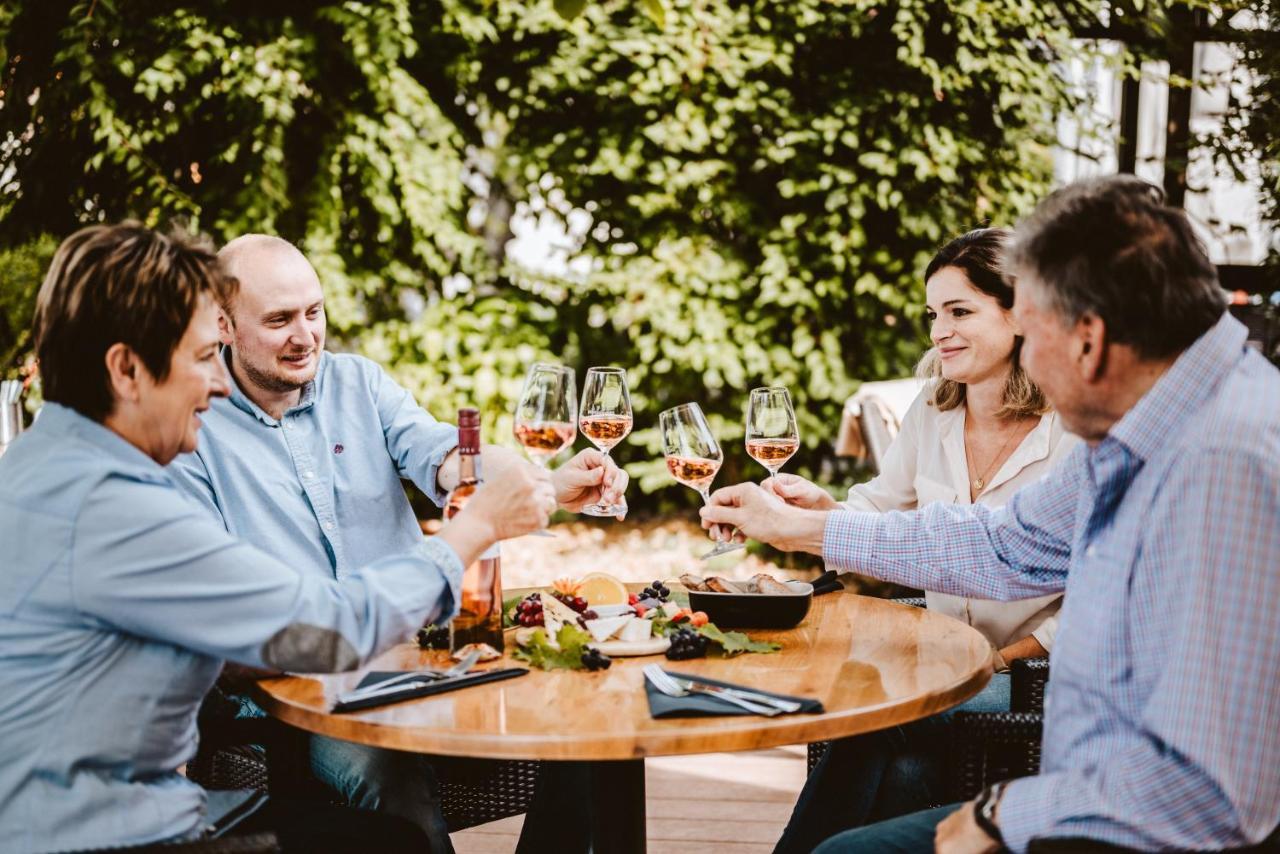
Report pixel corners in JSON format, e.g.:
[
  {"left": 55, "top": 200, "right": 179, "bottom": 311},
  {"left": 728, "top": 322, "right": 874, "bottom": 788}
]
[
  {"left": 186, "top": 685, "right": 542, "bottom": 833},
  {"left": 836, "top": 379, "right": 925, "bottom": 472}
]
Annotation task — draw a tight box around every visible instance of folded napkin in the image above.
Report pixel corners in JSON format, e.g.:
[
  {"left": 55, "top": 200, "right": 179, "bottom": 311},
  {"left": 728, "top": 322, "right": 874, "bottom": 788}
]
[
  {"left": 333, "top": 667, "right": 528, "bottom": 713},
  {"left": 645, "top": 670, "right": 823, "bottom": 718}
]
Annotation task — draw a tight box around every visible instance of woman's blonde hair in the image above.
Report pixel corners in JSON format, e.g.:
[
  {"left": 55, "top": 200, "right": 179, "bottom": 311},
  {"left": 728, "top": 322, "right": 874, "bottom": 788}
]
[{"left": 918, "top": 228, "right": 1049, "bottom": 420}]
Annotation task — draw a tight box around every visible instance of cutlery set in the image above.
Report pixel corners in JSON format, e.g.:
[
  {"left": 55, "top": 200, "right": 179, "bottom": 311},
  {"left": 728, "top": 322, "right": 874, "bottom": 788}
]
[{"left": 643, "top": 663, "right": 802, "bottom": 716}]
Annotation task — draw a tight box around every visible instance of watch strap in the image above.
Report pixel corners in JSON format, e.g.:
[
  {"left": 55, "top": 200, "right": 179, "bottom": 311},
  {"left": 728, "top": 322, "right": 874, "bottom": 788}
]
[{"left": 973, "top": 782, "right": 1007, "bottom": 848}]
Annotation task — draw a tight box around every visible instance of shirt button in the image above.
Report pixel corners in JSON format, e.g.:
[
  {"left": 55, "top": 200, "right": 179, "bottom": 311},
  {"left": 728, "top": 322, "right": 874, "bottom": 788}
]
[
  {"left": 324, "top": 521, "right": 335, "bottom": 532},
  {"left": 303, "top": 471, "right": 314, "bottom": 479},
  {"left": 1086, "top": 545, "right": 1097, "bottom": 557}
]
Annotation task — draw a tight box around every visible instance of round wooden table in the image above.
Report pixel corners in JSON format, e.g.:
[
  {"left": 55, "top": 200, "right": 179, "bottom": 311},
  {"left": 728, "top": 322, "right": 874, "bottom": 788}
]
[{"left": 252, "top": 591, "right": 992, "bottom": 853}]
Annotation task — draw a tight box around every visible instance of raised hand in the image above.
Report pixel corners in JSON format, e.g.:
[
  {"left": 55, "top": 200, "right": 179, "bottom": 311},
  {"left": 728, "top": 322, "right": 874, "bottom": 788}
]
[
  {"left": 552, "top": 448, "right": 629, "bottom": 517},
  {"left": 699, "top": 482, "right": 829, "bottom": 555},
  {"left": 763, "top": 472, "right": 840, "bottom": 511}
]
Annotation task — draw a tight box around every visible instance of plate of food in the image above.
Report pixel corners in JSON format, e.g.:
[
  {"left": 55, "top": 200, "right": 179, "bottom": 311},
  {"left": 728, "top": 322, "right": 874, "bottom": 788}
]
[
  {"left": 502, "top": 574, "right": 782, "bottom": 671},
  {"left": 680, "top": 572, "right": 813, "bottom": 629}
]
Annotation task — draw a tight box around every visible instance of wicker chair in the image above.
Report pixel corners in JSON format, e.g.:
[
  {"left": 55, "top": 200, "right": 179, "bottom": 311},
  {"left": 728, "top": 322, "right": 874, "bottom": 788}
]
[{"left": 187, "top": 687, "right": 542, "bottom": 832}]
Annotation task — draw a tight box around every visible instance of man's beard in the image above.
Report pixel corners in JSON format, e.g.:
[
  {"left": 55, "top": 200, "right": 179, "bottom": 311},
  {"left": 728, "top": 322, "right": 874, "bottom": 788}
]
[{"left": 239, "top": 351, "right": 316, "bottom": 394}]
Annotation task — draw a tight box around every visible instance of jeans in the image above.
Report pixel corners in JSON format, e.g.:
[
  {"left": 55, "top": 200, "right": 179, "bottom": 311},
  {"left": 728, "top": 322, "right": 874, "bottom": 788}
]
[
  {"left": 310, "top": 735, "right": 455, "bottom": 853},
  {"left": 812, "top": 804, "right": 963, "bottom": 853},
  {"left": 773, "top": 672, "right": 1010, "bottom": 854}
]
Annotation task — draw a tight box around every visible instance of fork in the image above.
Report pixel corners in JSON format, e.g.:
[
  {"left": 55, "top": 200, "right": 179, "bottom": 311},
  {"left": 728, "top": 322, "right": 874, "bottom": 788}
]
[{"left": 643, "top": 664, "right": 783, "bottom": 717}]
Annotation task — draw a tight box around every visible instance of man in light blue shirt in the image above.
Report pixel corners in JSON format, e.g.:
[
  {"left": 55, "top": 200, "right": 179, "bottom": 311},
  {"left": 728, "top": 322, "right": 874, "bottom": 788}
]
[
  {"left": 703, "top": 178, "right": 1280, "bottom": 852},
  {"left": 169, "top": 234, "right": 626, "bottom": 850}
]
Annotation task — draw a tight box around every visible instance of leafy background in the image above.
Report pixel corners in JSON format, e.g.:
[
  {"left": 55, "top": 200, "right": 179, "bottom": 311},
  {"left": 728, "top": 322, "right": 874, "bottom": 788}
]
[{"left": 1, "top": 0, "right": 1275, "bottom": 521}]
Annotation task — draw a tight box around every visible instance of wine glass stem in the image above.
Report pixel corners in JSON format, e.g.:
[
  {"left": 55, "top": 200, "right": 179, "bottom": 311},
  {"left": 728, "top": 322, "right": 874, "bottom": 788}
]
[{"left": 698, "top": 489, "right": 729, "bottom": 543}]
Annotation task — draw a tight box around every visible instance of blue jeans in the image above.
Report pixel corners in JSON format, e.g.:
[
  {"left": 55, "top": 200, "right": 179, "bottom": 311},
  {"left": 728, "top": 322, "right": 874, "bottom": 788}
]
[
  {"left": 773, "top": 672, "right": 1009, "bottom": 854},
  {"left": 813, "top": 804, "right": 964, "bottom": 853},
  {"left": 309, "top": 735, "right": 454, "bottom": 853}
]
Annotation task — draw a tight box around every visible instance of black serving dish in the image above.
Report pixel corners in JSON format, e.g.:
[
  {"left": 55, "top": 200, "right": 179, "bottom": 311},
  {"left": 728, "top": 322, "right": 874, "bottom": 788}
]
[{"left": 686, "top": 580, "right": 813, "bottom": 629}]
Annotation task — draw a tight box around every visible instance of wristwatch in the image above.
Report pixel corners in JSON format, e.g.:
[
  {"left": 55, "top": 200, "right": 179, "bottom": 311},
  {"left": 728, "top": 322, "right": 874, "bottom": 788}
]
[{"left": 973, "top": 781, "right": 1007, "bottom": 848}]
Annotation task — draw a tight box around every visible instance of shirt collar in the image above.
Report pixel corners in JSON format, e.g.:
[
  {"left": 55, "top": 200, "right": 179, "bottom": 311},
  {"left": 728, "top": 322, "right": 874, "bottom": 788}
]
[
  {"left": 1106, "top": 312, "right": 1246, "bottom": 463},
  {"left": 221, "top": 347, "right": 322, "bottom": 425},
  {"left": 38, "top": 401, "right": 167, "bottom": 478},
  {"left": 938, "top": 402, "right": 1057, "bottom": 497}
]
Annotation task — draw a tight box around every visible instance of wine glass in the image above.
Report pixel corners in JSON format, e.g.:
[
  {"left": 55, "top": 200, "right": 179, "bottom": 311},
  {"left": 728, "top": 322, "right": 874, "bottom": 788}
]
[
  {"left": 745, "top": 386, "right": 799, "bottom": 481},
  {"left": 578, "top": 367, "right": 632, "bottom": 518},
  {"left": 514, "top": 363, "right": 577, "bottom": 467},
  {"left": 659, "top": 402, "right": 744, "bottom": 560}
]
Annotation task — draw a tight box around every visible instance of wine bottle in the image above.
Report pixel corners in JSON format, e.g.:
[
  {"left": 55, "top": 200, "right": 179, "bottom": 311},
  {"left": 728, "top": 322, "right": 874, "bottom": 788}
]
[{"left": 445, "top": 407, "right": 504, "bottom": 655}]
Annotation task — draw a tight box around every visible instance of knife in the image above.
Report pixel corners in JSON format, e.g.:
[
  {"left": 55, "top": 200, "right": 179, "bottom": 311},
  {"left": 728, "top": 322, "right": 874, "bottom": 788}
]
[
  {"left": 672, "top": 675, "right": 804, "bottom": 714},
  {"left": 338, "top": 649, "right": 481, "bottom": 705}
]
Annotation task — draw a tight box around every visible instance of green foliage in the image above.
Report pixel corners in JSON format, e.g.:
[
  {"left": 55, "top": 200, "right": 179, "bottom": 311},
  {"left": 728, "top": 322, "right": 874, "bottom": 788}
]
[
  {"left": 0, "top": 235, "right": 57, "bottom": 378},
  {"left": 1, "top": 0, "right": 1091, "bottom": 512},
  {"left": 511, "top": 623, "right": 594, "bottom": 670}
]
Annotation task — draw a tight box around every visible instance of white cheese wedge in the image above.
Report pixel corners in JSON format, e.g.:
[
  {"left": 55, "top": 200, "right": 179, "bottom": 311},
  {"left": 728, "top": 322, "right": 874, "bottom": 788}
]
[
  {"left": 584, "top": 616, "right": 632, "bottom": 644},
  {"left": 538, "top": 592, "right": 579, "bottom": 648},
  {"left": 591, "top": 604, "right": 634, "bottom": 619},
  {"left": 618, "top": 617, "right": 653, "bottom": 643},
  {"left": 660, "top": 601, "right": 682, "bottom": 619}
]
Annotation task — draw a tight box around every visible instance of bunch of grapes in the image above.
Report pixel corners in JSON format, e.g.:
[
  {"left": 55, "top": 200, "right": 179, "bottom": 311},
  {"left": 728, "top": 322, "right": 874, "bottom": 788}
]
[
  {"left": 665, "top": 627, "right": 710, "bottom": 660},
  {"left": 514, "top": 594, "right": 544, "bottom": 627},
  {"left": 641, "top": 580, "right": 670, "bottom": 603},
  {"left": 581, "top": 647, "right": 612, "bottom": 671},
  {"left": 416, "top": 625, "right": 449, "bottom": 650},
  {"left": 552, "top": 591, "right": 589, "bottom": 613}
]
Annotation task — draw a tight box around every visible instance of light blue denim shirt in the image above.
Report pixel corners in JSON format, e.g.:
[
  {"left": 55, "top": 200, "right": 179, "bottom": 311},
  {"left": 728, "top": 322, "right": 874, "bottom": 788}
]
[
  {"left": 0, "top": 403, "right": 463, "bottom": 853},
  {"left": 168, "top": 351, "right": 459, "bottom": 580}
]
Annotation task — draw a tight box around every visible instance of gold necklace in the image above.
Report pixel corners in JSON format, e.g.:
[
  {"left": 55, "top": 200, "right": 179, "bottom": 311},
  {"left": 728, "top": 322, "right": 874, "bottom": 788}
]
[{"left": 965, "top": 422, "right": 1024, "bottom": 495}]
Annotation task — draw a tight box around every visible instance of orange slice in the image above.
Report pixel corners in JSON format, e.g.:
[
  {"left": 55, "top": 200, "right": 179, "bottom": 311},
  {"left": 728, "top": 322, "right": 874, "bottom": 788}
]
[{"left": 576, "top": 572, "right": 629, "bottom": 606}]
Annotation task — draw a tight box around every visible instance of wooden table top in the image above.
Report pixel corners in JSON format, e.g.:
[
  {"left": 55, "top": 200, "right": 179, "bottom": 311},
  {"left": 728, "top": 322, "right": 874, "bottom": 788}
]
[{"left": 250, "top": 591, "right": 993, "bottom": 761}]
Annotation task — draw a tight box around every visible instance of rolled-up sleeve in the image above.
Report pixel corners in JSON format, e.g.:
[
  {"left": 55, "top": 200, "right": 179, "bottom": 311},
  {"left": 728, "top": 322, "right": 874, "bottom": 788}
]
[
  {"left": 71, "top": 475, "right": 462, "bottom": 671},
  {"left": 369, "top": 361, "right": 458, "bottom": 507},
  {"left": 822, "top": 450, "right": 1081, "bottom": 601}
]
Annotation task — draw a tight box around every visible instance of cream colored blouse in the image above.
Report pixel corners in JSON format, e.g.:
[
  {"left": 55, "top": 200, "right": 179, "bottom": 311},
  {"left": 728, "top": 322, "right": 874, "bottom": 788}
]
[{"left": 842, "top": 386, "right": 1080, "bottom": 650}]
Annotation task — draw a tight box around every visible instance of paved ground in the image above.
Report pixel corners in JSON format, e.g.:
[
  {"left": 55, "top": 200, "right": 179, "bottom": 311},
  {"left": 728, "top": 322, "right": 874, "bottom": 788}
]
[{"left": 451, "top": 746, "right": 808, "bottom": 853}]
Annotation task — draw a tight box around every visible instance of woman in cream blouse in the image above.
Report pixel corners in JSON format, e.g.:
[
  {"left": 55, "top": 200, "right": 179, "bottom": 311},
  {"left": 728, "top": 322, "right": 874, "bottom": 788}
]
[{"left": 771, "top": 227, "right": 1079, "bottom": 854}]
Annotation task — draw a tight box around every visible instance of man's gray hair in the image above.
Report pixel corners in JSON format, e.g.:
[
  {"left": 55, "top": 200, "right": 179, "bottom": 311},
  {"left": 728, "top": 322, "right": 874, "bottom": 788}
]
[{"left": 1009, "top": 176, "right": 1226, "bottom": 360}]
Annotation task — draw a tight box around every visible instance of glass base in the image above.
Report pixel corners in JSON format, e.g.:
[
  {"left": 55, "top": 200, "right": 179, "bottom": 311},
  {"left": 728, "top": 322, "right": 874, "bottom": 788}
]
[
  {"left": 700, "top": 539, "right": 746, "bottom": 560},
  {"left": 581, "top": 498, "right": 628, "bottom": 518}
]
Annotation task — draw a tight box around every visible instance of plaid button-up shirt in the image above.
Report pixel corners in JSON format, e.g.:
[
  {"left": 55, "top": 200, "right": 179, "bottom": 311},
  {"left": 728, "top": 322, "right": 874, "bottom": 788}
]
[{"left": 824, "top": 313, "right": 1280, "bottom": 851}]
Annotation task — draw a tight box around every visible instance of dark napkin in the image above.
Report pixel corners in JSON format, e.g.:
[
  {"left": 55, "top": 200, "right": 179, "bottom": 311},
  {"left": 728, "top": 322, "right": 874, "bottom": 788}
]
[
  {"left": 811, "top": 569, "right": 842, "bottom": 596},
  {"left": 645, "top": 669, "right": 823, "bottom": 718},
  {"left": 333, "top": 667, "right": 528, "bottom": 713}
]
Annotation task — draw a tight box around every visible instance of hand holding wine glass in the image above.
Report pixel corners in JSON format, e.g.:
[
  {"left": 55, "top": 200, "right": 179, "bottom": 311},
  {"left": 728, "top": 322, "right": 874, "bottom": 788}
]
[
  {"left": 659, "top": 402, "right": 744, "bottom": 560},
  {"left": 578, "top": 367, "right": 632, "bottom": 518},
  {"left": 745, "top": 386, "right": 799, "bottom": 480}
]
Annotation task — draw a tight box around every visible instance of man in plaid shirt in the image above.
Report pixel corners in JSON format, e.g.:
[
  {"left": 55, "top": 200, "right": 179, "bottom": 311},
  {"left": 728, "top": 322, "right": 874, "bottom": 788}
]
[{"left": 703, "top": 176, "right": 1280, "bottom": 852}]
